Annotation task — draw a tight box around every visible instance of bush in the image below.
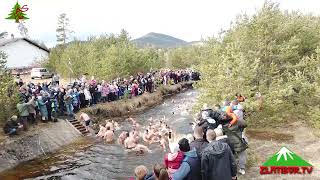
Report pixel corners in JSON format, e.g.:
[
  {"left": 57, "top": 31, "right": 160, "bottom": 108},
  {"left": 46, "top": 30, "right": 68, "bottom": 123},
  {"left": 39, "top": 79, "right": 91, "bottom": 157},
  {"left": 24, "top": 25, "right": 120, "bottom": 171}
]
[{"left": 0, "top": 51, "right": 18, "bottom": 125}]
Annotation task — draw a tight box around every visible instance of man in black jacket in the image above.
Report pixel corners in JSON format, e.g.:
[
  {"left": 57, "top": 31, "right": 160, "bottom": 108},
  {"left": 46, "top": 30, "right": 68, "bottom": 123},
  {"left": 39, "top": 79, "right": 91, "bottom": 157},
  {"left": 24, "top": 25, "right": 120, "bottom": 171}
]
[
  {"left": 201, "top": 129, "right": 237, "bottom": 180},
  {"left": 190, "top": 125, "right": 208, "bottom": 157}
]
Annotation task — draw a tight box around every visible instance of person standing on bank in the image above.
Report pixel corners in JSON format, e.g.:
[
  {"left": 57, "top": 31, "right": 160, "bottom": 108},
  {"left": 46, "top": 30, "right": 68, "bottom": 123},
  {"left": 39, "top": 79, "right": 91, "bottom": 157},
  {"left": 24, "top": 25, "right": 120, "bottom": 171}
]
[
  {"left": 79, "top": 112, "right": 92, "bottom": 132},
  {"left": 201, "top": 129, "right": 237, "bottom": 180},
  {"left": 172, "top": 138, "right": 201, "bottom": 180},
  {"left": 17, "top": 95, "right": 35, "bottom": 131}
]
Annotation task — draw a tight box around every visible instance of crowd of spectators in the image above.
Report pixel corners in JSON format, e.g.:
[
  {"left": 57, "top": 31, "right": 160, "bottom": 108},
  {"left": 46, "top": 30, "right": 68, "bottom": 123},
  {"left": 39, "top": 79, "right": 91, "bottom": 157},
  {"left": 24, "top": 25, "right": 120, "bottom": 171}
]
[{"left": 3, "top": 69, "right": 200, "bottom": 136}]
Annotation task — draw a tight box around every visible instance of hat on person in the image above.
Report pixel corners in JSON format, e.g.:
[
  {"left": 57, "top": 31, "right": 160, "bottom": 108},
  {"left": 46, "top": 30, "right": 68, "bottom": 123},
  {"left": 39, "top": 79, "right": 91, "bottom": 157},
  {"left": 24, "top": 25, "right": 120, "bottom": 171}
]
[{"left": 178, "top": 138, "right": 190, "bottom": 152}]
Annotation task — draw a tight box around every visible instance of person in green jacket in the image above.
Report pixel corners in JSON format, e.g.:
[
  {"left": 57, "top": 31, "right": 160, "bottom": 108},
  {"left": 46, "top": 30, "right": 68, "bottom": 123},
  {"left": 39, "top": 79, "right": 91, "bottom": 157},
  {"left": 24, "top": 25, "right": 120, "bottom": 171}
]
[{"left": 16, "top": 96, "right": 35, "bottom": 131}]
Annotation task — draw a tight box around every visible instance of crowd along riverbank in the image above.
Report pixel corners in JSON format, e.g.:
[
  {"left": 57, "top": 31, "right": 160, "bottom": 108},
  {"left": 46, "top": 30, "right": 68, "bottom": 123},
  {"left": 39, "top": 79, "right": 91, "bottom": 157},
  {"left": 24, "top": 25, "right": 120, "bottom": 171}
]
[{"left": 0, "top": 82, "right": 194, "bottom": 173}]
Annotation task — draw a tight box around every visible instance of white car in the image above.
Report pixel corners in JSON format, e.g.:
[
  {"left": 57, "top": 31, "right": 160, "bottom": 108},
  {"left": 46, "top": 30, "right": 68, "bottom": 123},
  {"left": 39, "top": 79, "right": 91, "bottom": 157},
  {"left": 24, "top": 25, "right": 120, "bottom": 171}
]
[{"left": 30, "top": 68, "right": 53, "bottom": 79}]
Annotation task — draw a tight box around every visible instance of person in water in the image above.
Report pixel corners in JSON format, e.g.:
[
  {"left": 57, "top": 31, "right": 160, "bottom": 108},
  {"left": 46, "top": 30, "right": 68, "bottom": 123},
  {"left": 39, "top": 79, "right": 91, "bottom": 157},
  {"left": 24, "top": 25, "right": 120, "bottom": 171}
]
[
  {"left": 143, "top": 129, "right": 152, "bottom": 144},
  {"left": 124, "top": 132, "right": 151, "bottom": 153},
  {"left": 118, "top": 131, "right": 129, "bottom": 145},
  {"left": 130, "top": 129, "right": 141, "bottom": 143},
  {"left": 105, "top": 126, "right": 114, "bottom": 143},
  {"left": 159, "top": 135, "right": 167, "bottom": 151},
  {"left": 96, "top": 124, "right": 106, "bottom": 138},
  {"left": 105, "top": 120, "right": 114, "bottom": 131}
]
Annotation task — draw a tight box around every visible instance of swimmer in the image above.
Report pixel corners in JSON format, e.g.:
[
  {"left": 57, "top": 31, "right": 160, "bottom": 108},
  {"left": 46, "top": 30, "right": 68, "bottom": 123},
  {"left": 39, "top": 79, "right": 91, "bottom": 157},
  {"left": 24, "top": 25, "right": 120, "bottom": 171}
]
[
  {"left": 143, "top": 129, "right": 152, "bottom": 143},
  {"left": 96, "top": 125, "right": 106, "bottom": 138},
  {"left": 131, "top": 129, "right": 140, "bottom": 143},
  {"left": 118, "top": 131, "right": 129, "bottom": 145},
  {"left": 104, "top": 126, "right": 114, "bottom": 143},
  {"left": 160, "top": 125, "right": 169, "bottom": 136},
  {"left": 159, "top": 135, "right": 167, "bottom": 151},
  {"left": 150, "top": 134, "right": 160, "bottom": 144},
  {"left": 124, "top": 133, "right": 151, "bottom": 153},
  {"left": 105, "top": 120, "right": 114, "bottom": 131},
  {"left": 124, "top": 133, "right": 136, "bottom": 149},
  {"left": 133, "top": 122, "right": 140, "bottom": 130}
]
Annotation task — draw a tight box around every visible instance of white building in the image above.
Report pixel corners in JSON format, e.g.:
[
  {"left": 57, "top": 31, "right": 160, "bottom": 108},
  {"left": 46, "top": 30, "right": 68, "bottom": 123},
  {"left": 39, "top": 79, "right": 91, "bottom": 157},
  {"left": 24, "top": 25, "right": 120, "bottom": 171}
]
[{"left": 0, "top": 38, "right": 50, "bottom": 68}]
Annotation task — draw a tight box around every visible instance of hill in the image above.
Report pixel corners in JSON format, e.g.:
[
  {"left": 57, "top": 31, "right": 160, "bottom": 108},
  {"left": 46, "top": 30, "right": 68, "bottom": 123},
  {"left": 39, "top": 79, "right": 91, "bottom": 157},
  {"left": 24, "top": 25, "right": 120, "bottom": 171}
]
[{"left": 132, "top": 32, "right": 188, "bottom": 48}]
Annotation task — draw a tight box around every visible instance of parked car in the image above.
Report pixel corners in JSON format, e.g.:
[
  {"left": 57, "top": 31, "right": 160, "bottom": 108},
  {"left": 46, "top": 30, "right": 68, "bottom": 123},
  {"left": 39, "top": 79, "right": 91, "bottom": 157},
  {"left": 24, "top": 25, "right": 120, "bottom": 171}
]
[{"left": 30, "top": 68, "right": 53, "bottom": 79}]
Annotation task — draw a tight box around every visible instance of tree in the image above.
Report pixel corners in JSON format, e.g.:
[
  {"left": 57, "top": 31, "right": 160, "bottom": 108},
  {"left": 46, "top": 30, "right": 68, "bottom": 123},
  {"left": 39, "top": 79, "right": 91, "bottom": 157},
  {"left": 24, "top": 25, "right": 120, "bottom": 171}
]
[
  {"left": 6, "top": 2, "right": 29, "bottom": 23},
  {"left": 195, "top": 1, "right": 320, "bottom": 127},
  {"left": 56, "top": 13, "right": 73, "bottom": 44},
  {"left": 46, "top": 31, "right": 164, "bottom": 80},
  {"left": 0, "top": 51, "right": 18, "bottom": 124}
]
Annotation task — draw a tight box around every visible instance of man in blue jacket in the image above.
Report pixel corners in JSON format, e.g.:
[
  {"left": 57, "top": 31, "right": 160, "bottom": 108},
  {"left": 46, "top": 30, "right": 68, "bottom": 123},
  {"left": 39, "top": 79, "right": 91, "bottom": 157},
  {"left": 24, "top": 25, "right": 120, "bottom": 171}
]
[{"left": 172, "top": 138, "right": 201, "bottom": 180}]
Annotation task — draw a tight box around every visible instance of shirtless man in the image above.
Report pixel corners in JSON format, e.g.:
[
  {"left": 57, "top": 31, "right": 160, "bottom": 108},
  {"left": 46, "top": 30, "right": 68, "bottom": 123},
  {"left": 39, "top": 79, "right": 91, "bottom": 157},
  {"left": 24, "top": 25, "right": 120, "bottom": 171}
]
[
  {"left": 124, "top": 133, "right": 151, "bottom": 153},
  {"left": 159, "top": 135, "right": 167, "bottom": 151},
  {"left": 96, "top": 125, "right": 106, "bottom": 138},
  {"left": 105, "top": 120, "right": 114, "bottom": 131},
  {"left": 143, "top": 129, "right": 152, "bottom": 143},
  {"left": 133, "top": 122, "right": 140, "bottom": 131},
  {"left": 118, "top": 131, "right": 129, "bottom": 145},
  {"left": 131, "top": 129, "right": 140, "bottom": 143},
  {"left": 104, "top": 127, "right": 114, "bottom": 143},
  {"left": 79, "top": 112, "right": 92, "bottom": 131},
  {"left": 160, "top": 124, "right": 169, "bottom": 136},
  {"left": 150, "top": 131, "right": 160, "bottom": 144}
]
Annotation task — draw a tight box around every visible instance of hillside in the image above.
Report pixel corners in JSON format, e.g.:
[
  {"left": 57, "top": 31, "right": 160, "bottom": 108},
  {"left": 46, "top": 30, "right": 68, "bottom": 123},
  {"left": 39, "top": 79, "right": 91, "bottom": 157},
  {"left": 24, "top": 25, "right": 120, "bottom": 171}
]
[{"left": 132, "top": 32, "right": 188, "bottom": 48}]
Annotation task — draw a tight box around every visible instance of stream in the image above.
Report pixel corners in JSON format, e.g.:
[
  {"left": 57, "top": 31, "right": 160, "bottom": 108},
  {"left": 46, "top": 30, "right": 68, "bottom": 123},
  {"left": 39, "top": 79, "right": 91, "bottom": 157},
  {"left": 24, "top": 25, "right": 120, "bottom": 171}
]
[{"left": 0, "top": 90, "right": 199, "bottom": 180}]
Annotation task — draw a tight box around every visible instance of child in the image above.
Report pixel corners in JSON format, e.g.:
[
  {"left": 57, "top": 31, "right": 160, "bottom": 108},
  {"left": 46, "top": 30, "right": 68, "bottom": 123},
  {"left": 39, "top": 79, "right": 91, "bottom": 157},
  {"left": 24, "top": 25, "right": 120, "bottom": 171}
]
[{"left": 164, "top": 143, "right": 184, "bottom": 178}]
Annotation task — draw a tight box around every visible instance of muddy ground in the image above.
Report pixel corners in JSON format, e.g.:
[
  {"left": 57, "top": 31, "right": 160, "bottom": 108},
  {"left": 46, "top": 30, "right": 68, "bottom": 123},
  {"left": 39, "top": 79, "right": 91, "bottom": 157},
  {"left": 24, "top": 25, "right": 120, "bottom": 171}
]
[{"left": 241, "top": 121, "right": 320, "bottom": 180}]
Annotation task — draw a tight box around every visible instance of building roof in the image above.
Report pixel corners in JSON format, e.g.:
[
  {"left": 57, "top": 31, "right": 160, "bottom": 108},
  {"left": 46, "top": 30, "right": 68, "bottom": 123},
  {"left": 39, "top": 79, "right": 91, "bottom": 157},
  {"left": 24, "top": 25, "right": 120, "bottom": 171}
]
[{"left": 0, "top": 38, "right": 50, "bottom": 52}]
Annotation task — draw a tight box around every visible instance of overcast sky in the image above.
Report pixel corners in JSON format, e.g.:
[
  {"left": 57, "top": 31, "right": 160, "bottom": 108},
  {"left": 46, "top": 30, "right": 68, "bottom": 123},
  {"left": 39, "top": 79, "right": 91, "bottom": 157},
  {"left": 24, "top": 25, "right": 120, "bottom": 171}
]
[{"left": 1, "top": 0, "right": 320, "bottom": 47}]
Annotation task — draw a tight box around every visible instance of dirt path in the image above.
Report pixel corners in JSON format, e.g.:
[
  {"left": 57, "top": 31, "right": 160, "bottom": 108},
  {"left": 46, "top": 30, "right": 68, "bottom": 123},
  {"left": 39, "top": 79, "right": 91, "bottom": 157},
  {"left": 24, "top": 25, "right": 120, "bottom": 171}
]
[{"left": 240, "top": 121, "right": 320, "bottom": 180}]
